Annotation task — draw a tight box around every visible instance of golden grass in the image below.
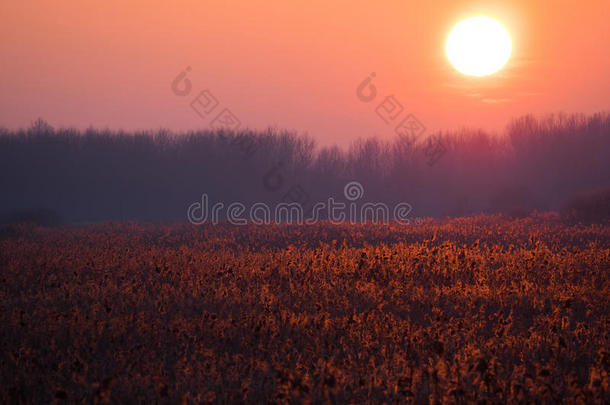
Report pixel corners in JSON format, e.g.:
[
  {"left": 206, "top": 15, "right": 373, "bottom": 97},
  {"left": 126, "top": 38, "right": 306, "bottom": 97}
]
[{"left": 0, "top": 214, "right": 608, "bottom": 403}]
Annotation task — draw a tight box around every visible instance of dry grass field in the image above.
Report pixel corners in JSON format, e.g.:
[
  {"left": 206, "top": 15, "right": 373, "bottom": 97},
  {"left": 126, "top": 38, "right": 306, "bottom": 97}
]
[{"left": 1, "top": 214, "right": 608, "bottom": 403}]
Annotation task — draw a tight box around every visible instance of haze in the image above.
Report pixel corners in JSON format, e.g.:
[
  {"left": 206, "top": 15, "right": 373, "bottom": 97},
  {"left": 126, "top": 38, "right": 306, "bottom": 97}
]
[{"left": 1, "top": 0, "right": 609, "bottom": 146}]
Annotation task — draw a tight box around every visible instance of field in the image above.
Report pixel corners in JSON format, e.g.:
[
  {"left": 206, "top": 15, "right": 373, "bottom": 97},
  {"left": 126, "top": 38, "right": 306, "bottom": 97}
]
[{"left": 1, "top": 214, "right": 608, "bottom": 403}]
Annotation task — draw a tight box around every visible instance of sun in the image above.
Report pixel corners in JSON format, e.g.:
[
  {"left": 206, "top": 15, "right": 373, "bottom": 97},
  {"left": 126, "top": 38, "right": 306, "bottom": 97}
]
[{"left": 446, "top": 16, "right": 512, "bottom": 77}]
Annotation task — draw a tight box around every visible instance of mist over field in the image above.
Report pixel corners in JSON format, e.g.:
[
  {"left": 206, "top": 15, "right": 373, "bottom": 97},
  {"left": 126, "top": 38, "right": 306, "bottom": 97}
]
[
  {"left": 3, "top": 0, "right": 610, "bottom": 402},
  {"left": 1, "top": 112, "right": 609, "bottom": 225}
]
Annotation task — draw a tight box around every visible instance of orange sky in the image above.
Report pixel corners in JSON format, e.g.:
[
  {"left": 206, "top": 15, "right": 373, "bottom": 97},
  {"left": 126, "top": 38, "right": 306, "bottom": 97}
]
[{"left": 1, "top": 0, "right": 609, "bottom": 146}]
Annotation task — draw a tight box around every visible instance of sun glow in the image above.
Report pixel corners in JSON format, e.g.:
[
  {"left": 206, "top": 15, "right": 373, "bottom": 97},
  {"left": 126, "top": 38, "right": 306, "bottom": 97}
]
[{"left": 446, "top": 16, "right": 512, "bottom": 77}]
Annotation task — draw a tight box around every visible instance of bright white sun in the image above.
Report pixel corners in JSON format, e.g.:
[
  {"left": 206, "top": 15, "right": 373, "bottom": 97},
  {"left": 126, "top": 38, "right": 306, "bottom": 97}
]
[{"left": 446, "top": 16, "right": 512, "bottom": 77}]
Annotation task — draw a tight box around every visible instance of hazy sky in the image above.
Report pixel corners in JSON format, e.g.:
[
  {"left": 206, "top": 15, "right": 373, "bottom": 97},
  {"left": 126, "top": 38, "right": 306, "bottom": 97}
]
[{"left": 1, "top": 0, "right": 609, "bottom": 145}]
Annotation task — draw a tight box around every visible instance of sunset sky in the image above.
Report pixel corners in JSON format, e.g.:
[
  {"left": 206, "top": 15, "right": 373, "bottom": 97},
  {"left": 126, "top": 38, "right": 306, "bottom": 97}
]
[{"left": 1, "top": 0, "right": 609, "bottom": 145}]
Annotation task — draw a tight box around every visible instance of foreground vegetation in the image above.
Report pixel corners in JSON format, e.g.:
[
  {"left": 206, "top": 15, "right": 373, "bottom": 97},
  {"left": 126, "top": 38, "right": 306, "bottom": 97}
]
[{"left": 1, "top": 214, "right": 609, "bottom": 403}]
